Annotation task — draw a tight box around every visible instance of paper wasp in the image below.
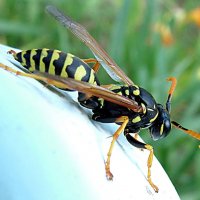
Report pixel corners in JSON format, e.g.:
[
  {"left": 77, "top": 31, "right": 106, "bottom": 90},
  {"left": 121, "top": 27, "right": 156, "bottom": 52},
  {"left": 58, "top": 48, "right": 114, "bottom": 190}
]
[{"left": 0, "top": 5, "right": 200, "bottom": 193}]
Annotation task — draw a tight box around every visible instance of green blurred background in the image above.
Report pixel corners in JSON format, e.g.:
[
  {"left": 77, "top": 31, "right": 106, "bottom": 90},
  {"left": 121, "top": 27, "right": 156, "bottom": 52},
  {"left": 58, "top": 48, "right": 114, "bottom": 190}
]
[{"left": 0, "top": 0, "right": 200, "bottom": 199}]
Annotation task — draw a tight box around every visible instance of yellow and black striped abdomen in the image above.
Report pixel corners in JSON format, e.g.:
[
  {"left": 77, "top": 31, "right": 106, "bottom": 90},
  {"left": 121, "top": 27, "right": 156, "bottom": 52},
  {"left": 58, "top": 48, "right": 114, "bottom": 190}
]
[{"left": 14, "top": 48, "right": 99, "bottom": 85}]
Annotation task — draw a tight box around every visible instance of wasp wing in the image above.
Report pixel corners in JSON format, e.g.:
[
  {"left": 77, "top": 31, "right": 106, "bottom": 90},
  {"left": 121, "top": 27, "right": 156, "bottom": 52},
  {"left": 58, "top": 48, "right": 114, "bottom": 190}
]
[
  {"left": 39, "top": 72, "right": 142, "bottom": 112},
  {"left": 46, "top": 5, "right": 134, "bottom": 86}
]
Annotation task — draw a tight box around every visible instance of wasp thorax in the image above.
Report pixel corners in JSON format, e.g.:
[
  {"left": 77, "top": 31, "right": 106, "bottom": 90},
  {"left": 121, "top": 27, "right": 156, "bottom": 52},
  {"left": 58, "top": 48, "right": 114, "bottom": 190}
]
[{"left": 128, "top": 85, "right": 140, "bottom": 96}]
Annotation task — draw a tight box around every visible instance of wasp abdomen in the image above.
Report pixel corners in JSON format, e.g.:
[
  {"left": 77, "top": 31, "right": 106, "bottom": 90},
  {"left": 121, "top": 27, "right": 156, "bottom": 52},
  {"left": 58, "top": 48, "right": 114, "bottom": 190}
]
[{"left": 13, "top": 48, "right": 99, "bottom": 85}]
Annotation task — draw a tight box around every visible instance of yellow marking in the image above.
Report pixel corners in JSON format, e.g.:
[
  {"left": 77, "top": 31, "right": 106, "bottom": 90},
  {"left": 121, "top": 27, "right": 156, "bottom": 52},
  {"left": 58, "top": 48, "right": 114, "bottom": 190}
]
[
  {"left": 74, "top": 65, "right": 87, "bottom": 80},
  {"left": 88, "top": 70, "right": 96, "bottom": 84},
  {"left": 125, "top": 89, "right": 129, "bottom": 96},
  {"left": 149, "top": 112, "right": 159, "bottom": 123},
  {"left": 13, "top": 53, "right": 18, "bottom": 60},
  {"left": 132, "top": 116, "right": 141, "bottom": 123},
  {"left": 61, "top": 53, "right": 74, "bottom": 77},
  {"left": 117, "top": 91, "right": 122, "bottom": 95},
  {"left": 141, "top": 103, "right": 146, "bottom": 114},
  {"left": 68, "top": 53, "right": 74, "bottom": 58},
  {"left": 98, "top": 98, "right": 104, "bottom": 108},
  {"left": 49, "top": 50, "right": 61, "bottom": 75},
  {"left": 21, "top": 51, "right": 27, "bottom": 66},
  {"left": 39, "top": 49, "right": 48, "bottom": 72},
  {"left": 29, "top": 49, "right": 37, "bottom": 71},
  {"left": 133, "top": 89, "right": 140, "bottom": 96},
  {"left": 160, "top": 124, "right": 164, "bottom": 135}
]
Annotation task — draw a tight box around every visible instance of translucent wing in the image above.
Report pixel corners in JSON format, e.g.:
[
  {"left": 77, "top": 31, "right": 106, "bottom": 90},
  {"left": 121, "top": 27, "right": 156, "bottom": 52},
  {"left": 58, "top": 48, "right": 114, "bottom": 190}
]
[
  {"left": 40, "top": 73, "right": 142, "bottom": 112},
  {"left": 46, "top": 5, "right": 134, "bottom": 86}
]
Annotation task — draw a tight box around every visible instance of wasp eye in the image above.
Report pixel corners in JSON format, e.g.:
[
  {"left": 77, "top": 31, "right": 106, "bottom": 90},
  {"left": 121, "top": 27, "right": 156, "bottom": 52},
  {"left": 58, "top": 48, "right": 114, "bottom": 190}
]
[{"left": 149, "top": 104, "right": 171, "bottom": 140}]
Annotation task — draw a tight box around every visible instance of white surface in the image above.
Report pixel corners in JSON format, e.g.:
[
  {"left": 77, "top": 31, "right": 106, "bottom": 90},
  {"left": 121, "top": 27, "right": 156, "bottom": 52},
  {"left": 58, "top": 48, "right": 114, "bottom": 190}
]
[{"left": 0, "top": 44, "right": 180, "bottom": 200}]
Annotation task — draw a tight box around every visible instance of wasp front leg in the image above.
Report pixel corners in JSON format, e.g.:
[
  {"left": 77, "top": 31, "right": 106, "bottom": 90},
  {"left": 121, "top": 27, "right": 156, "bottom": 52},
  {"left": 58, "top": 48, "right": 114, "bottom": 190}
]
[
  {"left": 93, "top": 114, "right": 129, "bottom": 179},
  {"left": 125, "top": 133, "right": 159, "bottom": 192},
  {"left": 104, "top": 116, "right": 129, "bottom": 180}
]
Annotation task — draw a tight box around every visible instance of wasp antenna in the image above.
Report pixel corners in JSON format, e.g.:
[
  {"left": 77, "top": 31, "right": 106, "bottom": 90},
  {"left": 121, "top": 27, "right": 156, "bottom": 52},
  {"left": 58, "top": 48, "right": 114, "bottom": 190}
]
[
  {"left": 172, "top": 121, "right": 200, "bottom": 141},
  {"left": 166, "top": 77, "right": 177, "bottom": 113}
]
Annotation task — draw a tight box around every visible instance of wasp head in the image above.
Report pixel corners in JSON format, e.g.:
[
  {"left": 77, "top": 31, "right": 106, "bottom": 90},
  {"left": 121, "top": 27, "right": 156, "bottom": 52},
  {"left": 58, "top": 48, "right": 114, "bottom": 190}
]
[{"left": 149, "top": 104, "right": 171, "bottom": 140}]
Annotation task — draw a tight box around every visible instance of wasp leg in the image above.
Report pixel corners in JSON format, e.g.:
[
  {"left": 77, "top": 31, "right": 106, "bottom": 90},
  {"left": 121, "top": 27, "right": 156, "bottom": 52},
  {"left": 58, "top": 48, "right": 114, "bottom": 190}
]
[
  {"left": 0, "top": 63, "right": 68, "bottom": 89},
  {"left": 92, "top": 113, "right": 118, "bottom": 123},
  {"left": 125, "top": 133, "right": 159, "bottom": 193},
  {"left": 82, "top": 58, "right": 100, "bottom": 73},
  {"left": 134, "top": 133, "right": 139, "bottom": 140},
  {"left": 77, "top": 84, "right": 117, "bottom": 110},
  {"left": 133, "top": 133, "right": 143, "bottom": 151},
  {"left": 78, "top": 93, "right": 99, "bottom": 109},
  {"left": 76, "top": 58, "right": 100, "bottom": 106},
  {"left": 105, "top": 116, "right": 129, "bottom": 180}
]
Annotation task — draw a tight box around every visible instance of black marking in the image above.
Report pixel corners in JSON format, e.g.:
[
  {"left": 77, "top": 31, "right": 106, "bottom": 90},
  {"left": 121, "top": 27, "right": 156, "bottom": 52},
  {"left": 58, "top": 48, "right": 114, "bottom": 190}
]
[
  {"left": 65, "top": 56, "right": 91, "bottom": 82},
  {"left": 53, "top": 51, "right": 67, "bottom": 75},
  {"left": 42, "top": 49, "right": 54, "bottom": 73},
  {"left": 23, "top": 50, "right": 31, "bottom": 68},
  {"left": 80, "top": 63, "right": 91, "bottom": 82},
  {"left": 15, "top": 52, "right": 23, "bottom": 63},
  {"left": 65, "top": 56, "right": 81, "bottom": 79},
  {"left": 32, "top": 49, "right": 42, "bottom": 71},
  {"left": 111, "top": 86, "right": 129, "bottom": 97}
]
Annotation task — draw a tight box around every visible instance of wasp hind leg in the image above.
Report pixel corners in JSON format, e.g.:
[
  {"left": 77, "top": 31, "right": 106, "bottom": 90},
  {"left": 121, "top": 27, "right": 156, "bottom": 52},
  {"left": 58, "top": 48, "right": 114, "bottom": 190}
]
[
  {"left": 125, "top": 133, "right": 159, "bottom": 193},
  {"left": 82, "top": 58, "right": 100, "bottom": 73},
  {"left": 0, "top": 63, "right": 69, "bottom": 89}
]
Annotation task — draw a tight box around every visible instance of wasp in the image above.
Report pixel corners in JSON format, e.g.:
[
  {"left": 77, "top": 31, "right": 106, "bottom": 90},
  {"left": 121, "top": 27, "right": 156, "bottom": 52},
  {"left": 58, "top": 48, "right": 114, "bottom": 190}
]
[{"left": 0, "top": 5, "right": 200, "bottom": 193}]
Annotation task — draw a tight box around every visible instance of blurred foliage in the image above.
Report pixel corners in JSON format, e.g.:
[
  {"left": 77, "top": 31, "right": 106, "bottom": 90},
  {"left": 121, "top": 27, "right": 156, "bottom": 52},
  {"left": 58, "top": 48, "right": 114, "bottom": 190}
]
[{"left": 0, "top": 0, "right": 200, "bottom": 199}]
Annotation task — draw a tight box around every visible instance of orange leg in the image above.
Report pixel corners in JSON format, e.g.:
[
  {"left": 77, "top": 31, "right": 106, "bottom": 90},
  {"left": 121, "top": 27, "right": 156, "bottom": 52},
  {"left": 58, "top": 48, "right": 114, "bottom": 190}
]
[
  {"left": 125, "top": 133, "right": 158, "bottom": 192},
  {"left": 105, "top": 116, "right": 129, "bottom": 180},
  {"left": 145, "top": 144, "right": 159, "bottom": 192},
  {"left": 82, "top": 58, "right": 100, "bottom": 73},
  {"left": 134, "top": 133, "right": 143, "bottom": 151},
  {"left": 0, "top": 63, "right": 68, "bottom": 89},
  {"left": 134, "top": 133, "right": 139, "bottom": 140}
]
